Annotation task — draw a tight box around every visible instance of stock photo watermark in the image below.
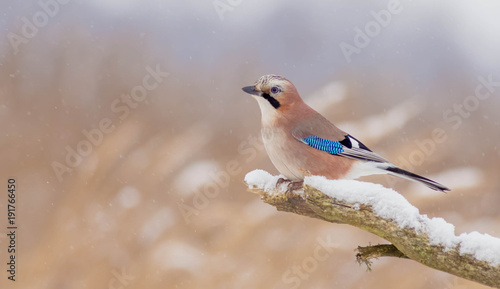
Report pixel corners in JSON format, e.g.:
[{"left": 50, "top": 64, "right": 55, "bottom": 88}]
[
  {"left": 51, "top": 65, "right": 169, "bottom": 182},
  {"left": 213, "top": 0, "right": 243, "bottom": 21},
  {"left": 5, "top": 178, "right": 17, "bottom": 282},
  {"left": 386, "top": 73, "right": 500, "bottom": 187},
  {"left": 108, "top": 266, "right": 135, "bottom": 289},
  {"left": 7, "top": 0, "right": 72, "bottom": 55},
  {"left": 443, "top": 74, "right": 500, "bottom": 130},
  {"left": 177, "top": 133, "right": 265, "bottom": 224},
  {"left": 282, "top": 234, "right": 338, "bottom": 289},
  {"left": 339, "top": 0, "right": 403, "bottom": 63}
]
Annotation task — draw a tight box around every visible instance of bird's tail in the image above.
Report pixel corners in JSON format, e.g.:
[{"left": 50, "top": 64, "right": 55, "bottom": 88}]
[{"left": 384, "top": 166, "right": 450, "bottom": 192}]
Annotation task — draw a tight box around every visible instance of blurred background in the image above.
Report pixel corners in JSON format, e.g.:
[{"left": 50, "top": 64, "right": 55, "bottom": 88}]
[{"left": 1, "top": 0, "right": 500, "bottom": 288}]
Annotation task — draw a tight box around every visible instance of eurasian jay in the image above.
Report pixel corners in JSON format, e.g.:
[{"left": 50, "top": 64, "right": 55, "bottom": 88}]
[{"left": 242, "top": 74, "right": 449, "bottom": 192}]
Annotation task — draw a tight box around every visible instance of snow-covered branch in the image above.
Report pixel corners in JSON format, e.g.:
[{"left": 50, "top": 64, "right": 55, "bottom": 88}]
[{"left": 244, "top": 170, "right": 500, "bottom": 288}]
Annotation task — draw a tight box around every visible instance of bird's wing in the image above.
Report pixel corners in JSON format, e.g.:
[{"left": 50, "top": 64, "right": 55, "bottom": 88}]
[{"left": 292, "top": 120, "right": 391, "bottom": 164}]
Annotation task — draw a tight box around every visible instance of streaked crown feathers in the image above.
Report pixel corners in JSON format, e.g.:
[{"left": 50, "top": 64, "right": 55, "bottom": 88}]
[{"left": 254, "top": 74, "right": 289, "bottom": 90}]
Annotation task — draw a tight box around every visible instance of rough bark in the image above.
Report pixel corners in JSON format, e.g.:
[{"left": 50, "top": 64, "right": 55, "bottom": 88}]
[{"left": 247, "top": 181, "right": 500, "bottom": 288}]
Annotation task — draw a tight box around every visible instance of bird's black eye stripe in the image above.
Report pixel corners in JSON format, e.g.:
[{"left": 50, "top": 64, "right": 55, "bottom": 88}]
[{"left": 262, "top": 93, "right": 281, "bottom": 109}]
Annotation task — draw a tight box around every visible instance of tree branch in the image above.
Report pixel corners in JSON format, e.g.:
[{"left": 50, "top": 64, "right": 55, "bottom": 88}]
[{"left": 245, "top": 170, "right": 500, "bottom": 288}]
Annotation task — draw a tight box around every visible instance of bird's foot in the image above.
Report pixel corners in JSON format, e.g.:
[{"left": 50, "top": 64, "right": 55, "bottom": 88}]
[
  {"left": 287, "top": 180, "right": 304, "bottom": 192},
  {"left": 276, "top": 178, "right": 304, "bottom": 192}
]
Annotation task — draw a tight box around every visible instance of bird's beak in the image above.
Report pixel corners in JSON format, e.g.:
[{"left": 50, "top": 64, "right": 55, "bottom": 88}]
[{"left": 242, "top": 85, "right": 261, "bottom": 96}]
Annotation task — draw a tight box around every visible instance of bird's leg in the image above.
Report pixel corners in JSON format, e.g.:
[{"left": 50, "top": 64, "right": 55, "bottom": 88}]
[{"left": 276, "top": 177, "right": 289, "bottom": 187}]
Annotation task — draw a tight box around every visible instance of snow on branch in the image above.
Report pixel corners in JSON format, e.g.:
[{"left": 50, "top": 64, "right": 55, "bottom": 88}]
[{"left": 244, "top": 170, "right": 500, "bottom": 288}]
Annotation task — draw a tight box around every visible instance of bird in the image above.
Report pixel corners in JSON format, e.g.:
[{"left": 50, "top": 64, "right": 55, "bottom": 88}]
[{"left": 242, "top": 74, "right": 449, "bottom": 192}]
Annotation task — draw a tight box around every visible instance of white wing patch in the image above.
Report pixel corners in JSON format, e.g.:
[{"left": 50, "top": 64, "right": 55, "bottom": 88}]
[{"left": 348, "top": 135, "right": 360, "bottom": 148}]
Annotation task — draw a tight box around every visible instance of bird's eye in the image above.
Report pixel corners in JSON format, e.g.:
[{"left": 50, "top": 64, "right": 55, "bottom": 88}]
[{"left": 271, "top": 86, "right": 280, "bottom": 94}]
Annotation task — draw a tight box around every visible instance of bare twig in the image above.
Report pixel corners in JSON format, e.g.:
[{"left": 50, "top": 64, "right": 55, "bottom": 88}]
[{"left": 356, "top": 243, "right": 409, "bottom": 271}]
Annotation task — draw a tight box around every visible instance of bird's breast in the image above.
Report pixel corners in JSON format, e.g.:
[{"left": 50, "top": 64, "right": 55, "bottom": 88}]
[
  {"left": 261, "top": 126, "right": 304, "bottom": 180},
  {"left": 260, "top": 124, "right": 359, "bottom": 181}
]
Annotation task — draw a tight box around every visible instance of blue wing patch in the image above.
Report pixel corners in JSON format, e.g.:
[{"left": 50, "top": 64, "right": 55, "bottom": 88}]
[{"left": 302, "top": 136, "right": 344, "bottom": 155}]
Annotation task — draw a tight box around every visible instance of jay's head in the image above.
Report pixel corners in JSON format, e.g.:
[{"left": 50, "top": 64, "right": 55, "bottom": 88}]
[{"left": 242, "top": 75, "right": 301, "bottom": 112}]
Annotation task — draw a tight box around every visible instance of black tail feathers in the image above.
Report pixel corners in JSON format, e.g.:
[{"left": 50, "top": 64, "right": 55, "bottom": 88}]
[{"left": 385, "top": 167, "right": 450, "bottom": 192}]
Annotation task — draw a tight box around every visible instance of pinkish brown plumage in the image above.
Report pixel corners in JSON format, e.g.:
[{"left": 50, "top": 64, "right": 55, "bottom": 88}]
[{"left": 242, "top": 74, "right": 449, "bottom": 192}]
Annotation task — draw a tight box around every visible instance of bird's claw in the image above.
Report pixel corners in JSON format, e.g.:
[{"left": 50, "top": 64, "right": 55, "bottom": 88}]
[
  {"left": 275, "top": 178, "right": 303, "bottom": 192},
  {"left": 287, "top": 180, "right": 304, "bottom": 192}
]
